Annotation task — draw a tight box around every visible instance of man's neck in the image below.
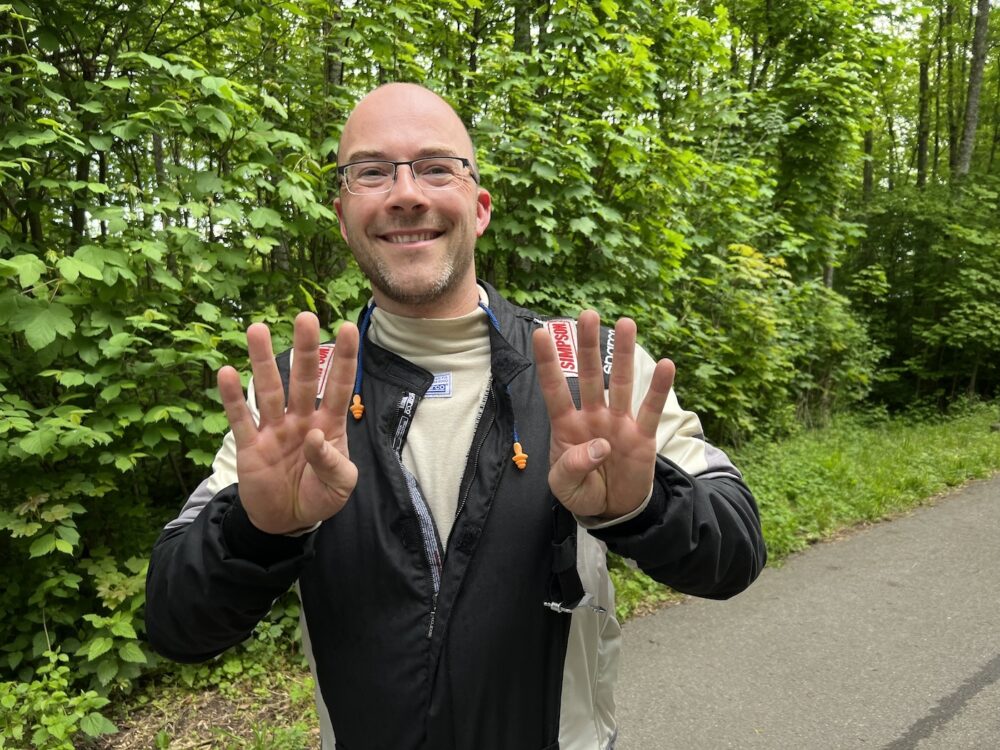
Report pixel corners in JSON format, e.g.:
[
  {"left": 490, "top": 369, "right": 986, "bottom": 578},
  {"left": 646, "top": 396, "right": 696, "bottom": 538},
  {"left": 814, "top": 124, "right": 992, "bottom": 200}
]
[{"left": 371, "top": 280, "right": 482, "bottom": 319}]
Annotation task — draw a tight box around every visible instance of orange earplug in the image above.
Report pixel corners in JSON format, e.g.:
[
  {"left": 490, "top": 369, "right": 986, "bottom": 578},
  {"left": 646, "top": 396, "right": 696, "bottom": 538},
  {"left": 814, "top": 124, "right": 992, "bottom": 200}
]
[
  {"left": 350, "top": 394, "right": 365, "bottom": 420},
  {"left": 512, "top": 441, "right": 528, "bottom": 470}
]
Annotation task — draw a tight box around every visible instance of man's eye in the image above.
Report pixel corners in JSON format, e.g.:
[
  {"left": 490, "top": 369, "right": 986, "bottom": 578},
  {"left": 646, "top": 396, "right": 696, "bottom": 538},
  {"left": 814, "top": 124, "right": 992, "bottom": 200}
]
[
  {"left": 417, "top": 160, "right": 456, "bottom": 176},
  {"left": 358, "top": 166, "right": 391, "bottom": 178}
]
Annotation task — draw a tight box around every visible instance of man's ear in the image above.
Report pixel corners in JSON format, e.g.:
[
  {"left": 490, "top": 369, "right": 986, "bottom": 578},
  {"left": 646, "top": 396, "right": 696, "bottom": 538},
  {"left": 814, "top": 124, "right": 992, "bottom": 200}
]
[
  {"left": 475, "top": 189, "right": 492, "bottom": 238},
  {"left": 334, "top": 196, "right": 349, "bottom": 243}
]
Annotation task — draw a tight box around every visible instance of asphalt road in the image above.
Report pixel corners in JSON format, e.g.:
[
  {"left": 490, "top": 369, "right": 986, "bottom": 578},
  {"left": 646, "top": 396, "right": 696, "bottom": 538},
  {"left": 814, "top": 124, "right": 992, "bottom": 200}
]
[{"left": 614, "top": 476, "right": 1000, "bottom": 750}]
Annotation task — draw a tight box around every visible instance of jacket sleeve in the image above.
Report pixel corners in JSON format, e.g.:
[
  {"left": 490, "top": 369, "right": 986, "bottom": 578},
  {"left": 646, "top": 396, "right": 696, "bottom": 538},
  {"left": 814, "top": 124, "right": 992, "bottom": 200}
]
[
  {"left": 585, "top": 344, "right": 766, "bottom": 600},
  {"left": 588, "top": 460, "right": 765, "bottom": 599},
  {"left": 145, "top": 376, "right": 314, "bottom": 663}
]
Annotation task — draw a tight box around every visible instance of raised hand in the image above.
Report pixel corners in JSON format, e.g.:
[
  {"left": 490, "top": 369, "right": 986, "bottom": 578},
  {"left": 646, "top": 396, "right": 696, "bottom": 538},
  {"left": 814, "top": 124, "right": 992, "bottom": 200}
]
[
  {"left": 532, "top": 311, "right": 675, "bottom": 519},
  {"left": 217, "top": 312, "right": 360, "bottom": 535}
]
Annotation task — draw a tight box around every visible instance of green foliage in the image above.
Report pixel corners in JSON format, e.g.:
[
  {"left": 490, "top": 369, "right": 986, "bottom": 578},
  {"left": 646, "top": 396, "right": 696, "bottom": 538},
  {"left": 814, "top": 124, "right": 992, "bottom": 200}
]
[
  {"left": 845, "top": 178, "right": 1000, "bottom": 405},
  {"left": 733, "top": 399, "right": 1000, "bottom": 559},
  {"left": 0, "top": 650, "right": 117, "bottom": 749}
]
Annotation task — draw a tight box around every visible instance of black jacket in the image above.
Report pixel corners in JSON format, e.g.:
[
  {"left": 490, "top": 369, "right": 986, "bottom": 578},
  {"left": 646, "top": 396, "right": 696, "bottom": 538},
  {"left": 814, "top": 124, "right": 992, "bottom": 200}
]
[{"left": 145, "top": 284, "right": 766, "bottom": 750}]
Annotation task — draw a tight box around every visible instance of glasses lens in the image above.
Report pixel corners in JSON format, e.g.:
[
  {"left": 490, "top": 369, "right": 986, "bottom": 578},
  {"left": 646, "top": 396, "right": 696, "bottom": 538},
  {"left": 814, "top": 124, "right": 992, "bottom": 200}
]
[
  {"left": 345, "top": 162, "right": 393, "bottom": 193},
  {"left": 412, "top": 157, "right": 466, "bottom": 190}
]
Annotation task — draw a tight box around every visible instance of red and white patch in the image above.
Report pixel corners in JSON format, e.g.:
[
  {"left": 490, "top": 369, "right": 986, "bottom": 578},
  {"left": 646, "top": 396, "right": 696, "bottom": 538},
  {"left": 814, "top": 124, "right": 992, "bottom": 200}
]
[
  {"left": 316, "top": 344, "right": 335, "bottom": 398},
  {"left": 544, "top": 319, "right": 579, "bottom": 376}
]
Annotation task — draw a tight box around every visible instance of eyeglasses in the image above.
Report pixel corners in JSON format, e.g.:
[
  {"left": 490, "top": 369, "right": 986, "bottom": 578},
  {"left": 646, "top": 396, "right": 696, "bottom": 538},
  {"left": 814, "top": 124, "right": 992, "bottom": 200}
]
[{"left": 337, "top": 156, "right": 479, "bottom": 195}]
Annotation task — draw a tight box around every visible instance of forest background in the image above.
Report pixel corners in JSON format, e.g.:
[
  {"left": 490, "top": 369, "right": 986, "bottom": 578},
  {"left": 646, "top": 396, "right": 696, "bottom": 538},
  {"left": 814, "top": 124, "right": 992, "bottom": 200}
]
[{"left": 1, "top": 0, "right": 998, "bottom": 746}]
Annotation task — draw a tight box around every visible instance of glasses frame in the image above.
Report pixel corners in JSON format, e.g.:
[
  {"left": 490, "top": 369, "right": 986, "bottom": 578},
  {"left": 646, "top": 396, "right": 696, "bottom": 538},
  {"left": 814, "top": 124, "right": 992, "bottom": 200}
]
[{"left": 336, "top": 156, "right": 480, "bottom": 196}]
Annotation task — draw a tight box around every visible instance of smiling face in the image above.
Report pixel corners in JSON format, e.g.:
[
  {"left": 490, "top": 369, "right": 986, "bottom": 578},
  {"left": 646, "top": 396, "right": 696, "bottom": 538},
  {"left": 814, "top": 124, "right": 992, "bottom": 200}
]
[{"left": 334, "top": 84, "right": 491, "bottom": 318}]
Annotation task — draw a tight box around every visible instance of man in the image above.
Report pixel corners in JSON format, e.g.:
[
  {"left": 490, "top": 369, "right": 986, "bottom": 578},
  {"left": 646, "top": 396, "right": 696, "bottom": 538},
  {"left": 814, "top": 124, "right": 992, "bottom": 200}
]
[{"left": 146, "top": 83, "right": 766, "bottom": 750}]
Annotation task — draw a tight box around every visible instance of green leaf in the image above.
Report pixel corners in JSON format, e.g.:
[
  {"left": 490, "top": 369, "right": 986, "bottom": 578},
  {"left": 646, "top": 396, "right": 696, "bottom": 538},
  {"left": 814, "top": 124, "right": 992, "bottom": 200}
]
[
  {"left": 1, "top": 254, "right": 47, "bottom": 287},
  {"left": 248, "top": 206, "right": 282, "bottom": 229},
  {"left": 58, "top": 255, "right": 104, "bottom": 283},
  {"left": 56, "top": 524, "right": 80, "bottom": 546},
  {"left": 19, "top": 429, "right": 57, "bottom": 456},
  {"left": 195, "top": 302, "right": 220, "bottom": 322},
  {"left": 80, "top": 712, "right": 118, "bottom": 737},
  {"left": 111, "top": 620, "right": 138, "bottom": 639},
  {"left": 89, "top": 134, "right": 113, "bottom": 151},
  {"left": 194, "top": 172, "right": 225, "bottom": 194},
  {"left": 87, "top": 636, "right": 114, "bottom": 661},
  {"left": 102, "top": 77, "right": 131, "bottom": 90},
  {"left": 100, "top": 384, "right": 122, "bottom": 401},
  {"left": 96, "top": 658, "right": 118, "bottom": 686},
  {"left": 13, "top": 302, "right": 76, "bottom": 350},
  {"left": 118, "top": 641, "right": 147, "bottom": 663},
  {"left": 29, "top": 533, "right": 56, "bottom": 558}
]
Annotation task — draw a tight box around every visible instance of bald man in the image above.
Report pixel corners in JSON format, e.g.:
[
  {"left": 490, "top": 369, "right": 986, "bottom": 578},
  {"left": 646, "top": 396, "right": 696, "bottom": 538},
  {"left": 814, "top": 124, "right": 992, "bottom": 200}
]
[{"left": 146, "top": 83, "right": 766, "bottom": 750}]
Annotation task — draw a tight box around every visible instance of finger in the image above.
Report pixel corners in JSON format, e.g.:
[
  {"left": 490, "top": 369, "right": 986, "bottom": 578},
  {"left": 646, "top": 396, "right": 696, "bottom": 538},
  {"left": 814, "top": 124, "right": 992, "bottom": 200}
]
[
  {"left": 532, "top": 327, "right": 578, "bottom": 427},
  {"left": 576, "top": 310, "right": 605, "bottom": 410},
  {"left": 548, "top": 438, "right": 610, "bottom": 508},
  {"left": 319, "top": 322, "right": 360, "bottom": 430},
  {"left": 607, "top": 317, "right": 637, "bottom": 415},
  {"left": 246, "top": 323, "right": 285, "bottom": 427},
  {"left": 635, "top": 358, "right": 676, "bottom": 438},
  {"left": 218, "top": 365, "right": 259, "bottom": 448},
  {"left": 287, "top": 312, "right": 321, "bottom": 417},
  {"left": 303, "top": 428, "right": 358, "bottom": 498}
]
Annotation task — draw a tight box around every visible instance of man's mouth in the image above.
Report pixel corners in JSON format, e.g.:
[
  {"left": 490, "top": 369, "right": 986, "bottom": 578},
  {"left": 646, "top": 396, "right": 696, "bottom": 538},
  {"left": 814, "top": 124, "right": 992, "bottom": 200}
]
[{"left": 378, "top": 230, "right": 444, "bottom": 244}]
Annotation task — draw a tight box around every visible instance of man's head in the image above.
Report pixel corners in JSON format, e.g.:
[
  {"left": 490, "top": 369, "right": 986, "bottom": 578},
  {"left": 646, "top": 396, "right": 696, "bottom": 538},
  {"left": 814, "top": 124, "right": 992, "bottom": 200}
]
[{"left": 334, "top": 83, "right": 491, "bottom": 318}]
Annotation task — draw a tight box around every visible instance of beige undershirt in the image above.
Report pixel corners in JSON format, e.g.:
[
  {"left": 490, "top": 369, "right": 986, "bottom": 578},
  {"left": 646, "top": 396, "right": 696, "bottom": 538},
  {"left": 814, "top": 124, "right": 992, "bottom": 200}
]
[{"left": 368, "top": 291, "right": 493, "bottom": 548}]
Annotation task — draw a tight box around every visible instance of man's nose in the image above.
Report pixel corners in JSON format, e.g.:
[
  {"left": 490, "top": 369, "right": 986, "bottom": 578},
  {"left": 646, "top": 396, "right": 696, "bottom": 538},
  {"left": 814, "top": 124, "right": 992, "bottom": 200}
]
[{"left": 387, "top": 164, "right": 427, "bottom": 208}]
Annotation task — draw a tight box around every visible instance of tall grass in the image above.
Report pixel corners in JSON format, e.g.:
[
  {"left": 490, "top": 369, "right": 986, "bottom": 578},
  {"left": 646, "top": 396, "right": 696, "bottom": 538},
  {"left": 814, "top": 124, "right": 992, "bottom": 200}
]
[{"left": 612, "top": 400, "right": 1000, "bottom": 618}]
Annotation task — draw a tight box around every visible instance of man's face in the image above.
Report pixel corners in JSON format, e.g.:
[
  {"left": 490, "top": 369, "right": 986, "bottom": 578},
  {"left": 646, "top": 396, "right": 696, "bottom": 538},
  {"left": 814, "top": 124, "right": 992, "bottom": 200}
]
[{"left": 334, "top": 86, "right": 491, "bottom": 317}]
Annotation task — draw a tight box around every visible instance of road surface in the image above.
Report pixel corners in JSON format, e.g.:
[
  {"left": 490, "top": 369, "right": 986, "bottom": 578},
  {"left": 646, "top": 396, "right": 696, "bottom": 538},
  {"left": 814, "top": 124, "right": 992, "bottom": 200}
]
[{"left": 615, "top": 476, "right": 1000, "bottom": 750}]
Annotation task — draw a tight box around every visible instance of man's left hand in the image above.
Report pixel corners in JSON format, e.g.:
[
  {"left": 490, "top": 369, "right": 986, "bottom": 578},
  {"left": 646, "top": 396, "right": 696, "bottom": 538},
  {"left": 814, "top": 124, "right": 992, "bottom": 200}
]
[{"left": 532, "top": 311, "right": 675, "bottom": 519}]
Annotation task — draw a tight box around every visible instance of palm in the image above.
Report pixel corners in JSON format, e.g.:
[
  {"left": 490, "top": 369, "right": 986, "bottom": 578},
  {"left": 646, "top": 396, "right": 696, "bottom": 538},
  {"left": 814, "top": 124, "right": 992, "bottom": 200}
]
[
  {"left": 218, "top": 314, "right": 360, "bottom": 535},
  {"left": 534, "top": 312, "right": 675, "bottom": 519}
]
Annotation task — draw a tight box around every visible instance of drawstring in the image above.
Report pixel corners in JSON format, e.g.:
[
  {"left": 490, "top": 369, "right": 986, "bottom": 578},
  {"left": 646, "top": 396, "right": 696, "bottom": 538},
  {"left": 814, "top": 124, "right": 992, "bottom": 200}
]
[
  {"left": 349, "top": 299, "right": 527, "bottom": 471},
  {"left": 478, "top": 302, "right": 528, "bottom": 471},
  {"left": 350, "top": 301, "right": 376, "bottom": 420}
]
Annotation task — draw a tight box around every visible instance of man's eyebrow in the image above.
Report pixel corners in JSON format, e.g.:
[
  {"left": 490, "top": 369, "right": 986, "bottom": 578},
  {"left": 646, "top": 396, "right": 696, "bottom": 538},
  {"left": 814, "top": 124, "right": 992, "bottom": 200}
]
[{"left": 341, "top": 146, "right": 462, "bottom": 163}]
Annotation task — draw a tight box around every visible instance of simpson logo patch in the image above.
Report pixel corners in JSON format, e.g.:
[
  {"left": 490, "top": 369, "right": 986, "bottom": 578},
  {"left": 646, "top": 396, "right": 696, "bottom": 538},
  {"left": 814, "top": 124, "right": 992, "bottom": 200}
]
[
  {"left": 316, "top": 344, "right": 335, "bottom": 398},
  {"left": 545, "top": 319, "right": 579, "bottom": 376}
]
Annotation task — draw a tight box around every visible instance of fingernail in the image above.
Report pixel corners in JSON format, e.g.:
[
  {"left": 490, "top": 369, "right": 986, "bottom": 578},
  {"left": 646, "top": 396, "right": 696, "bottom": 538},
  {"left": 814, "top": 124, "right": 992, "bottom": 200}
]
[{"left": 588, "top": 439, "right": 609, "bottom": 461}]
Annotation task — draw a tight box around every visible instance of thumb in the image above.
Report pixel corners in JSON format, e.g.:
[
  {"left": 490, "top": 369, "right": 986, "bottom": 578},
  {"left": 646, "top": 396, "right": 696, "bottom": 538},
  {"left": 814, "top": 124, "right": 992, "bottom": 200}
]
[{"left": 549, "top": 439, "right": 610, "bottom": 496}]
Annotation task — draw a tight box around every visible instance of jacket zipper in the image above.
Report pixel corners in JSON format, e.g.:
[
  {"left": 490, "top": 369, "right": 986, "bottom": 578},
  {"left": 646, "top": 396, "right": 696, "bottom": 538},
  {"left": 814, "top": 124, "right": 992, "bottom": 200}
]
[
  {"left": 454, "top": 381, "right": 497, "bottom": 523},
  {"left": 427, "top": 378, "right": 496, "bottom": 639}
]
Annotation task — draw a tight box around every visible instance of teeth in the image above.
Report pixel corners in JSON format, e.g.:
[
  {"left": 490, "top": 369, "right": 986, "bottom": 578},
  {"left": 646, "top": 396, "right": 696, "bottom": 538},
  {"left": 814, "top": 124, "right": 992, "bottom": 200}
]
[{"left": 386, "top": 233, "right": 437, "bottom": 243}]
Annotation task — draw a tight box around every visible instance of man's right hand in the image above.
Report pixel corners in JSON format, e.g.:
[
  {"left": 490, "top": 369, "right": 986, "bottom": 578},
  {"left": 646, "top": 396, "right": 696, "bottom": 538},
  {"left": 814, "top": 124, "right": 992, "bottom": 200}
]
[{"left": 217, "top": 312, "right": 360, "bottom": 535}]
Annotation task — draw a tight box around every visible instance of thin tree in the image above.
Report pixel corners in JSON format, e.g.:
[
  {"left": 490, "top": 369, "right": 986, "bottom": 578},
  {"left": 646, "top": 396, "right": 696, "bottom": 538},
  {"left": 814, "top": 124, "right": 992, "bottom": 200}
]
[{"left": 954, "top": 0, "right": 991, "bottom": 178}]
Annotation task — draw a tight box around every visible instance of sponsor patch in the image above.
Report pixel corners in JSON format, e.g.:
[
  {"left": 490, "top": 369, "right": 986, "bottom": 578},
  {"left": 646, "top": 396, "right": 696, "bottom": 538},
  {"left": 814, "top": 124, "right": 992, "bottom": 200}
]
[
  {"left": 316, "top": 344, "right": 335, "bottom": 398},
  {"left": 426, "top": 372, "right": 453, "bottom": 398},
  {"left": 603, "top": 329, "right": 616, "bottom": 375},
  {"left": 544, "top": 319, "right": 579, "bottom": 376}
]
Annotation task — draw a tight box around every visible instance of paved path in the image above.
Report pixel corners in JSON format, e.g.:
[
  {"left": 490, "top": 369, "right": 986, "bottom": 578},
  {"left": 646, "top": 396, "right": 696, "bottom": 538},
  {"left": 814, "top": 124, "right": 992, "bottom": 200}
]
[{"left": 614, "top": 476, "right": 1000, "bottom": 750}]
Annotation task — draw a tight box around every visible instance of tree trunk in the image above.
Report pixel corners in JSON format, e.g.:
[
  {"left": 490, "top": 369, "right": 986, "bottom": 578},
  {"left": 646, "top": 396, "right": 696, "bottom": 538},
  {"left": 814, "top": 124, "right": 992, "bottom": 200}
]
[
  {"left": 513, "top": 0, "right": 532, "bottom": 54},
  {"left": 946, "top": 0, "right": 959, "bottom": 174},
  {"left": 933, "top": 8, "right": 944, "bottom": 180},
  {"left": 954, "top": 0, "right": 990, "bottom": 178},
  {"left": 917, "top": 57, "right": 930, "bottom": 187},
  {"left": 863, "top": 129, "right": 874, "bottom": 200}
]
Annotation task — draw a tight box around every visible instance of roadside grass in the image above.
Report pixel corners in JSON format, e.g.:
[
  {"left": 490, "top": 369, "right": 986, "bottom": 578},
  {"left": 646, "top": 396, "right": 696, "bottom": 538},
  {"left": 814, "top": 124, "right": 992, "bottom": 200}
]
[{"left": 94, "top": 401, "right": 1000, "bottom": 748}]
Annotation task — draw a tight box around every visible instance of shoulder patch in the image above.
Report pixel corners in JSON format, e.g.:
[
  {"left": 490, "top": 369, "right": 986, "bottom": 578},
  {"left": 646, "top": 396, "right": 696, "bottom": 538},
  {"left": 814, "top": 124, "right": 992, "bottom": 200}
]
[
  {"left": 544, "top": 319, "right": 579, "bottom": 376},
  {"left": 316, "top": 343, "right": 335, "bottom": 398}
]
